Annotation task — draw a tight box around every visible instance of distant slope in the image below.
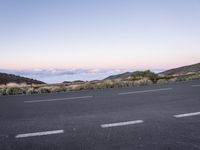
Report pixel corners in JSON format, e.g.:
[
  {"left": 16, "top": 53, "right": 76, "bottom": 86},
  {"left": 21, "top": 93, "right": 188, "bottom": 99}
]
[
  {"left": 104, "top": 72, "right": 132, "bottom": 80},
  {"left": 104, "top": 70, "right": 158, "bottom": 81},
  {"left": 160, "top": 63, "right": 200, "bottom": 75},
  {"left": 0, "top": 72, "right": 45, "bottom": 84},
  {"left": 105, "top": 63, "right": 200, "bottom": 80}
]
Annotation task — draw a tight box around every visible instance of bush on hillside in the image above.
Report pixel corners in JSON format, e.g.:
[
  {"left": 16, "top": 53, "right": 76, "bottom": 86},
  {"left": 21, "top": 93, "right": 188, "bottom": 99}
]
[
  {"left": 36, "top": 87, "right": 51, "bottom": 94},
  {"left": 157, "top": 79, "right": 168, "bottom": 84},
  {"left": 134, "top": 78, "right": 153, "bottom": 86},
  {"left": 50, "top": 86, "right": 67, "bottom": 93},
  {"left": 5, "top": 87, "right": 26, "bottom": 95},
  {"left": 6, "top": 82, "right": 19, "bottom": 88},
  {"left": 185, "top": 74, "right": 200, "bottom": 81},
  {"left": 168, "top": 78, "right": 178, "bottom": 83},
  {"left": 25, "top": 88, "right": 35, "bottom": 95},
  {"left": 131, "top": 70, "right": 158, "bottom": 82},
  {"left": 0, "top": 88, "right": 6, "bottom": 96}
]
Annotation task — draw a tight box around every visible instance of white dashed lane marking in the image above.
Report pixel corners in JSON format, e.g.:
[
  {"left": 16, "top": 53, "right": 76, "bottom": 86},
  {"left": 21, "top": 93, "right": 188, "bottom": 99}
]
[
  {"left": 24, "top": 95, "right": 93, "bottom": 103},
  {"left": 118, "top": 88, "right": 172, "bottom": 95},
  {"left": 101, "top": 120, "right": 144, "bottom": 128},
  {"left": 15, "top": 130, "right": 64, "bottom": 138},
  {"left": 174, "top": 112, "right": 200, "bottom": 118}
]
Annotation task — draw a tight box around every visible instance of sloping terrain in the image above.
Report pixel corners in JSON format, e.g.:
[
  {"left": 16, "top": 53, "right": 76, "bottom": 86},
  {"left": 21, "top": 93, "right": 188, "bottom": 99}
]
[
  {"left": 104, "top": 70, "right": 157, "bottom": 81},
  {"left": 105, "top": 63, "right": 200, "bottom": 80},
  {"left": 104, "top": 72, "right": 132, "bottom": 80},
  {"left": 160, "top": 63, "right": 200, "bottom": 75},
  {"left": 0, "top": 72, "right": 45, "bottom": 84}
]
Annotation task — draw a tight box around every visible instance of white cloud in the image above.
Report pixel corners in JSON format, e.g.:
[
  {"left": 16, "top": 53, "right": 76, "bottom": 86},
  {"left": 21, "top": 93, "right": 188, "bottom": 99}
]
[
  {"left": 0, "top": 68, "right": 163, "bottom": 83},
  {"left": 0, "top": 69, "right": 130, "bottom": 83}
]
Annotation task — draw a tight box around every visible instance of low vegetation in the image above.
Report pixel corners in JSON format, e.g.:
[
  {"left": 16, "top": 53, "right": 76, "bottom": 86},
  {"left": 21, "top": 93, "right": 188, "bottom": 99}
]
[{"left": 0, "top": 71, "right": 200, "bottom": 96}]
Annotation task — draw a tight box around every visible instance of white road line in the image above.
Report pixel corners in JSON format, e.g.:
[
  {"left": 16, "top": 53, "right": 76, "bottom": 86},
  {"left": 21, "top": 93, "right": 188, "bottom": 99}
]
[
  {"left": 174, "top": 112, "right": 200, "bottom": 118},
  {"left": 24, "top": 95, "right": 93, "bottom": 103},
  {"left": 15, "top": 130, "right": 64, "bottom": 138},
  {"left": 118, "top": 88, "right": 172, "bottom": 95},
  {"left": 191, "top": 85, "right": 200, "bottom": 87},
  {"left": 101, "top": 120, "right": 144, "bottom": 128}
]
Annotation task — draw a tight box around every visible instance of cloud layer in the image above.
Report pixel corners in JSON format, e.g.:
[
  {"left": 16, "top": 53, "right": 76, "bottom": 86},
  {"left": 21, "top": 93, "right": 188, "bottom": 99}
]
[
  {"left": 0, "top": 68, "right": 163, "bottom": 83},
  {"left": 0, "top": 69, "right": 131, "bottom": 83}
]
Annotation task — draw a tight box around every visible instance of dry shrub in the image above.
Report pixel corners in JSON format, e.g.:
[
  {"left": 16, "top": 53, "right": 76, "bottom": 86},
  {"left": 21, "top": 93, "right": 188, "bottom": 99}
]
[
  {"left": 73, "top": 85, "right": 83, "bottom": 91},
  {"left": 124, "top": 81, "right": 135, "bottom": 87},
  {"left": 186, "top": 74, "right": 200, "bottom": 81},
  {"left": 6, "top": 82, "right": 19, "bottom": 88},
  {"left": 36, "top": 87, "right": 51, "bottom": 94},
  {"left": 0, "top": 88, "right": 6, "bottom": 96},
  {"left": 5, "top": 82, "right": 29, "bottom": 89},
  {"left": 5, "top": 87, "right": 26, "bottom": 95},
  {"left": 112, "top": 81, "right": 126, "bottom": 88},
  {"left": 134, "top": 78, "right": 153, "bottom": 86},
  {"left": 0, "top": 84, "right": 6, "bottom": 89},
  {"left": 157, "top": 79, "right": 168, "bottom": 84},
  {"left": 81, "top": 83, "right": 95, "bottom": 90},
  {"left": 103, "top": 80, "right": 114, "bottom": 88},
  {"left": 50, "top": 86, "right": 66, "bottom": 93},
  {"left": 68, "top": 85, "right": 80, "bottom": 90},
  {"left": 31, "top": 83, "right": 46, "bottom": 88},
  {"left": 25, "top": 88, "right": 35, "bottom": 95},
  {"left": 168, "top": 78, "right": 178, "bottom": 83},
  {"left": 18, "top": 83, "right": 28, "bottom": 88}
]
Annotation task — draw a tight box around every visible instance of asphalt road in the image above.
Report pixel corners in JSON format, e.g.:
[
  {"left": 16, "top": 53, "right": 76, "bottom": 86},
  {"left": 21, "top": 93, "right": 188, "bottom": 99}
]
[{"left": 0, "top": 80, "right": 200, "bottom": 150}]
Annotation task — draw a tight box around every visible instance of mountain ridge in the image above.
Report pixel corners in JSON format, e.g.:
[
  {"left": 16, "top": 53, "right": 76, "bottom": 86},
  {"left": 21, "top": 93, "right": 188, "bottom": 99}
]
[
  {"left": 160, "top": 62, "right": 200, "bottom": 75},
  {"left": 104, "top": 62, "right": 200, "bottom": 80},
  {"left": 0, "top": 72, "right": 45, "bottom": 85}
]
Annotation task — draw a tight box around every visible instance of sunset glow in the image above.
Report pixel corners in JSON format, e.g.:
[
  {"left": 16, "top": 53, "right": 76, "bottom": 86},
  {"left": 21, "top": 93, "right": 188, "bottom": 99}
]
[{"left": 0, "top": 0, "right": 199, "bottom": 71}]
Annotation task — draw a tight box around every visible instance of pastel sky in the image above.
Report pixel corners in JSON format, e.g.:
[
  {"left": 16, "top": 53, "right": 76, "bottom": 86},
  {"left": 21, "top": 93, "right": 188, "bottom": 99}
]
[{"left": 0, "top": 0, "right": 200, "bottom": 70}]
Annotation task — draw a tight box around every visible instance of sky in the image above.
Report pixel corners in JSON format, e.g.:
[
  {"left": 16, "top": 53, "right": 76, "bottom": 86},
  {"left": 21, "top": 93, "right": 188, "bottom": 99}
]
[{"left": 0, "top": 0, "right": 200, "bottom": 82}]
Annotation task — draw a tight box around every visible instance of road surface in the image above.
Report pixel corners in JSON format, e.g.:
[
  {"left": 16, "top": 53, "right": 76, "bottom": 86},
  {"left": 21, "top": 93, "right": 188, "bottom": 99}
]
[{"left": 0, "top": 80, "right": 200, "bottom": 150}]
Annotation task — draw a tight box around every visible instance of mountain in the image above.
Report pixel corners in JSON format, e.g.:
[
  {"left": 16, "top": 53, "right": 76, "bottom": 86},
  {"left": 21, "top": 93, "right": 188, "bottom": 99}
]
[
  {"left": 0, "top": 72, "right": 45, "bottom": 85},
  {"left": 104, "top": 72, "right": 132, "bottom": 80},
  {"left": 104, "top": 70, "right": 157, "bottom": 80},
  {"left": 104, "top": 63, "right": 200, "bottom": 80},
  {"left": 160, "top": 63, "right": 200, "bottom": 75}
]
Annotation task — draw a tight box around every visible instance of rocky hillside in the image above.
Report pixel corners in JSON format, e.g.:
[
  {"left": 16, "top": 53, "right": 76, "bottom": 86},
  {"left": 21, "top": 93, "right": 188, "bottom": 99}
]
[
  {"left": 160, "top": 63, "right": 200, "bottom": 75},
  {"left": 104, "top": 72, "right": 132, "bottom": 80},
  {"left": 0, "top": 72, "right": 45, "bottom": 85},
  {"left": 104, "top": 70, "right": 157, "bottom": 81}
]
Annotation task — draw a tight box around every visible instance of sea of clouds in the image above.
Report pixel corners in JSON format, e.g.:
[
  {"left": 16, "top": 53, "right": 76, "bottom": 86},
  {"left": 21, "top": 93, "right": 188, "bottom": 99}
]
[{"left": 0, "top": 68, "right": 163, "bottom": 83}]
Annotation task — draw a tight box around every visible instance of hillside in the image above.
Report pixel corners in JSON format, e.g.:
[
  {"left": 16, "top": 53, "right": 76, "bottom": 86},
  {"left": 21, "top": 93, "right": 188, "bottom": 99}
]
[
  {"left": 1, "top": 64, "right": 200, "bottom": 96},
  {"left": 0, "top": 72, "right": 45, "bottom": 85},
  {"left": 104, "top": 72, "right": 132, "bottom": 80},
  {"left": 160, "top": 63, "right": 200, "bottom": 75},
  {"left": 105, "top": 63, "right": 200, "bottom": 80},
  {"left": 104, "top": 70, "right": 157, "bottom": 80}
]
